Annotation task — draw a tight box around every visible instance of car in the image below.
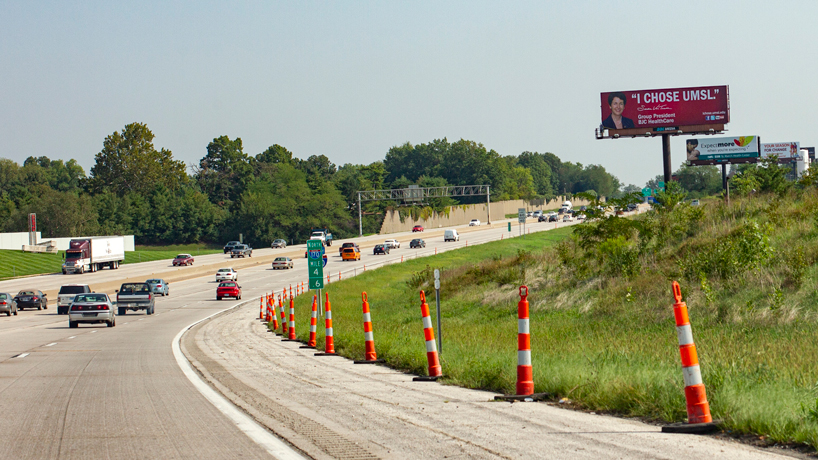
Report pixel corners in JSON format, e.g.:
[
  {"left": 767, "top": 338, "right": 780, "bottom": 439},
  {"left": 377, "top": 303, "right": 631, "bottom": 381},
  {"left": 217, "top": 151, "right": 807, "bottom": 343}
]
[
  {"left": 691, "top": 199, "right": 700, "bottom": 206},
  {"left": 57, "top": 284, "right": 91, "bottom": 315},
  {"left": 548, "top": 214, "right": 559, "bottom": 222},
  {"left": 469, "top": 219, "right": 481, "bottom": 226},
  {"left": 172, "top": 254, "right": 194, "bottom": 266},
  {"left": 538, "top": 215, "right": 548, "bottom": 222},
  {"left": 384, "top": 239, "right": 400, "bottom": 249},
  {"left": 576, "top": 214, "right": 586, "bottom": 221},
  {"left": 68, "top": 293, "right": 115, "bottom": 328},
  {"left": 627, "top": 203, "right": 639, "bottom": 212},
  {"left": 341, "top": 247, "right": 361, "bottom": 261},
  {"left": 230, "top": 244, "right": 253, "bottom": 258},
  {"left": 223, "top": 241, "right": 242, "bottom": 253},
  {"left": 412, "top": 225, "right": 424, "bottom": 232},
  {"left": 216, "top": 268, "right": 238, "bottom": 281},
  {"left": 216, "top": 282, "right": 241, "bottom": 300},
  {"left": 146, "top": 278, "right": 169, "bottom": 296},
  {"left": 444, "top": 229, "right": 460, "bottom": 242},
  {"left": 563, "top": 215, "right": 574, "bottom": 222},
  {"left": 272, "top": 257, "right": 294, "bottom": 269},
  {"left": 0, "top": 293, "right": 17, "bottom": 316},
  {"left": 557, "top": 208, "right": 565, "bottom": 215},
  {"left": 271, "top": 239, "right": 287, "bottom": 248},
  {"left": 116, "top": 283, "right": 155, "bottom": 315},
  {"left": 526, "top": 211, "right": 533, "bottom": 217},
  {"left": 14, "top": 290, "right": 47, "bottom": 311},
  {"left": 580, "top": 205, "right": 587, "bottom": 211},
  {"left": 373, "top": 244, "right": 389, "bottom": 255},
  {"left": 410, "top": 238, "right": 426, "bottom": 249},
  {"left": 339, "top": 242, "right": 359, "bottom": 254},
  {"left": 532, "top": 210, "right": 542, "bottom": 219}
]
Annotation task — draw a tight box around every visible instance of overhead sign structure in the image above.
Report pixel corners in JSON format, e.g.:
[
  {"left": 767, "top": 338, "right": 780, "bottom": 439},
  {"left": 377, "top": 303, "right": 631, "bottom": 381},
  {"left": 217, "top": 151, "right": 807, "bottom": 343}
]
[
  {"left": 687, "top": 135, "right": 760, "bottom": 166},
  {"left": 307, "top": 240, "right": 325, "bottom": 290},
  {"left": 761, "top": 142, "right": 801, "bottom": 162},
  {"left": 600, "top": 85, "right": 729, "bottom": 131}
]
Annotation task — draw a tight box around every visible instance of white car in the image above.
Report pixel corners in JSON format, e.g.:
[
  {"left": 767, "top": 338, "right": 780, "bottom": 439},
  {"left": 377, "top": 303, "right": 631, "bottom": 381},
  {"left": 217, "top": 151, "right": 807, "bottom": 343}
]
[
  {"left": 532, "top": 211, "right": 542, "bottom": 218},
  {"left": 272, "top": 257, "right": 293, "bottom": 269},
  {"left": 562, "top": 215, "right": 574, "bottom": 223},
  {"left": 576, "top": 214, "right": 586, "bottom": 221},
  {"left": 469, "top": 219, "right": 480, "bottom": 226},
  {"left": 215, "top": 268, "right": 238, "bottom": 282},
  {"left": 384, "top": 239, "right": 400, "bottom": 249}
]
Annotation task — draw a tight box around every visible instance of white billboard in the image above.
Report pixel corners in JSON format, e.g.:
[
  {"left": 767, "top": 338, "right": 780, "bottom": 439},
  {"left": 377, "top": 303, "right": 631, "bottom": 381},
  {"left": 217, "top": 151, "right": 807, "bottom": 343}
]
[{"left": 761, "top": 142, "right": 801, "bottom": 161}]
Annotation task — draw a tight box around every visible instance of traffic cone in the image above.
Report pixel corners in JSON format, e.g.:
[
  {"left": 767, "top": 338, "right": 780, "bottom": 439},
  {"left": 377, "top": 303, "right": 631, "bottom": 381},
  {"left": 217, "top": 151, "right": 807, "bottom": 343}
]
[
  {"left": 662, "top": 281, "right": 719, "bottom": 434},
  {"left": 355, "top": 292, "right": 384, "bottom": 364},
  {"left": 286, "top": 293, "right": 297, "bottom": 341},
  {"left": 516, "top": 286, "right": 533, "bottom": 395},
  {"left": 259, "top": 296, "right": 264, "bottom": 320},
  {"left": 271, "top": 294, "right": 279, "bottom": 331},
  {"left": 281, "top": 292, "right": 288, "bottom": 335},
  {"left": 305, "top": 295, "right": 318, "bottom": 348},
  {"left": 413, "top": 290, "right": 441, "bottom": 381},
  {"left": 265, "top": 295, "right": 272, "bottom": 322},
  {"left": 315, "top": 292, "right": 336, "bottom": 356}
]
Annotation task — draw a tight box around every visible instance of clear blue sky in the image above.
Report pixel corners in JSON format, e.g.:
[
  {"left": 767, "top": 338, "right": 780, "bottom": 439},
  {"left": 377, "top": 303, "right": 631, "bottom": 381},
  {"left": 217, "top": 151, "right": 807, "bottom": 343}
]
[{"left": 1, "top": 1, "right": 815, "bottom": 187}]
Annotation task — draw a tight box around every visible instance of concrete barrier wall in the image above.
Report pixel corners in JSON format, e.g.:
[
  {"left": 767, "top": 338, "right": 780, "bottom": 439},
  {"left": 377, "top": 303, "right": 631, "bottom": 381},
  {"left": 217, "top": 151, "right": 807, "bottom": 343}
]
[{"left": 379, "top": 196, "right": 594, "bottom": 234}]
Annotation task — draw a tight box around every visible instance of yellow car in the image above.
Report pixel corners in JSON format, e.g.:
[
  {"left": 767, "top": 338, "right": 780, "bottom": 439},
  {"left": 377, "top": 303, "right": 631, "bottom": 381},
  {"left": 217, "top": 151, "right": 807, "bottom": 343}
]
[{"left": 341, "top": 247, "right": 361, "bottom": 261}]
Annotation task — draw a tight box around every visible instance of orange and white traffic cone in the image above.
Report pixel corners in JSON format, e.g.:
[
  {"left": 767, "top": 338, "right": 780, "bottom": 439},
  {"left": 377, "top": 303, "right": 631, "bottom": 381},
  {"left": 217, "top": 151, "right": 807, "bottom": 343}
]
[
  {"left": 265, "top": 295, "right": 272, "bottom": 323},
  {"left": 259, "top": 296, "right": 264, "bottom": 320},
  {"left": 516, "top": 286, "right": 533, "bottom": 395},
  {"left": 413, "top": 290, "right": 441, "bottom": 381},
  {"left": 286, "top": 293, "right": 297, "bottom": 341},
  {"left": 315, "top": 292, "right": 336, "bottom": 356},
  {"left": 306, "top": 295, "right": 318, "bottom": 347},
  {"left": 281, "top": 292, "right": 288, "bottom": 335},
  {"left": 271, "top": 295, "right": 279, "bottom": 331},
  {"left": 355, "top": 292, "right": 384, "bottom": 364},
  {"left": 662, "top": 281, "right": 718, "bottom": 434}
]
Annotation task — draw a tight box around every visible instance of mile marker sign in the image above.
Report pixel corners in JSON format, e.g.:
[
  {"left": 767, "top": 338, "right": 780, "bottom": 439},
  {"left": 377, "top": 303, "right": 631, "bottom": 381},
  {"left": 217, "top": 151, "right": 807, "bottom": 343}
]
[
  {"left": 307, "top": 240, "right": 325, "bottom": 289},
  {"left": 518, "top": 208, "right": 526, "bottom": 223}
]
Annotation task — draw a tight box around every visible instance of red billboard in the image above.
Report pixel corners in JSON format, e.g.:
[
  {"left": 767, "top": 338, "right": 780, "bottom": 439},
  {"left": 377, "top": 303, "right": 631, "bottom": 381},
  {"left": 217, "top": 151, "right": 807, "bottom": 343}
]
[{"left": 600, "top": 85, "right": 729, "bottom": 130}]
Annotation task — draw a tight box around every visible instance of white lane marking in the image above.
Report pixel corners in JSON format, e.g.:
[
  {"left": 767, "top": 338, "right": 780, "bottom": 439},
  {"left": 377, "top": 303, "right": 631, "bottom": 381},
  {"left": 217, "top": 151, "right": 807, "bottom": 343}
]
[
  {"left": 13, "top": 353, "right": 29, "bottom": 359},
  {"left": 45, "top": 343, "right": 57, "bottom": 347},
  {"left": 139, "top": 318, "right": 144, "bottom": 321},
  {"left": 68, "top": 336, "right": 76, "bottom": 339},
  {"left": 172, "top": 302, "right": 304, "bottom": 460},
  {"left": 90, "top": 331, "right": 97, "bottom": 333}
]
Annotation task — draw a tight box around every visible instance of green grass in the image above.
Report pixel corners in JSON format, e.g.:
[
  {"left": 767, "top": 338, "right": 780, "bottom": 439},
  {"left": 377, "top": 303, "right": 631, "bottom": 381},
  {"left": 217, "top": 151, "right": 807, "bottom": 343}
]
[
  {"left": 0, "top": 243, "right": 223, "bottom": 280},
  {"left": 274, "top": 206, "right": 818, "bottom": 452}
]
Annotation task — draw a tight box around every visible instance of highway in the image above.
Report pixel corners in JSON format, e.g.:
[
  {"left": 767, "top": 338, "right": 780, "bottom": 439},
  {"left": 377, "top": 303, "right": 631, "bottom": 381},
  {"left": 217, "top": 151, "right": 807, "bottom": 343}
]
[{"left": 0, "top": 219, "right": 791, "bottom": 459}]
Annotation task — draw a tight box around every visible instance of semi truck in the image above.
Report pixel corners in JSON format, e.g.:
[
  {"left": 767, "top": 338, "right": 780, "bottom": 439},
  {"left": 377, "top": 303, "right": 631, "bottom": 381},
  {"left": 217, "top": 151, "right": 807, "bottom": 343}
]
[
  {"left": 309, "top": 228, "right": 333, "bottom": 246},
  {"left": 62, "top": 236, "right": 125, "bottom": 274}
]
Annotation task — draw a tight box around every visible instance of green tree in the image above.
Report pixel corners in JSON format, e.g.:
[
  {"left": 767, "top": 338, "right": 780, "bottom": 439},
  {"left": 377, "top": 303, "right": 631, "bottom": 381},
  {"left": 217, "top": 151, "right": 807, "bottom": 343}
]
[
  {"left": 195, "top": 135, "right": 253, "bottom": 206},
  {"left": 88, "top": 123, "right": 188, "bottom": 196},
  {"left": 517, "top": 151, "right": 554, "bottom": 197},
  {"left": 675, "top": 164, "right": 722, "bottom": 197}
]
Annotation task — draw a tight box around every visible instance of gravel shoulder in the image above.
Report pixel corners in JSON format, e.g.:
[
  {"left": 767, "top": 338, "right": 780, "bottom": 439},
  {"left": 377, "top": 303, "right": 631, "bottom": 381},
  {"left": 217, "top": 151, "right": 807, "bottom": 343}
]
[{"left": 182, "top": 302, "right": 790, "bottom": 460}]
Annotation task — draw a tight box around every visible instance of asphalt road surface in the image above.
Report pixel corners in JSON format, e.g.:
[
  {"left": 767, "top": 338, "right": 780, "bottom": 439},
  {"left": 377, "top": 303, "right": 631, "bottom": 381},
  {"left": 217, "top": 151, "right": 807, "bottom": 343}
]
[{"left": 0, "top": 219, "right": 793, "bottom": 459}]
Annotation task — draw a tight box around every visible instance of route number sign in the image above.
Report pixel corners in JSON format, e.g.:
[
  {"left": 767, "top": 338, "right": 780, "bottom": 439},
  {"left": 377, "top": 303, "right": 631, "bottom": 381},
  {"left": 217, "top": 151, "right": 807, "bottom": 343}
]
[{"left": 307, "top": 240, "right": 325, "bottom": 289}]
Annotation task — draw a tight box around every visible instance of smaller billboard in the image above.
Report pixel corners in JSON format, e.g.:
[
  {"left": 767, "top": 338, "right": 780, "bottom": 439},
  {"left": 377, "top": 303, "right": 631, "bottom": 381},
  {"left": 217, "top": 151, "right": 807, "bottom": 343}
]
[
  {"left": 761, "top": 142, "right": 801, "bottom": 162},
  {"left": 687, "top": 136, "right": 760, "bottom": 166}
]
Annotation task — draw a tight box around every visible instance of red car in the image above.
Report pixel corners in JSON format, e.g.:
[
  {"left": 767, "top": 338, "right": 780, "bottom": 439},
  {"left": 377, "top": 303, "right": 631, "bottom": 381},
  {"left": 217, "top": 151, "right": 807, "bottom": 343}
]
[
  {"left": 172, "top": 253, "right": 194, "bottom": 266},
  {"left": 216, "top": 282, "right": 241, "bottom": 300},
  {"left": 412, "top": 225, "right": 424, "bottom": 232}
]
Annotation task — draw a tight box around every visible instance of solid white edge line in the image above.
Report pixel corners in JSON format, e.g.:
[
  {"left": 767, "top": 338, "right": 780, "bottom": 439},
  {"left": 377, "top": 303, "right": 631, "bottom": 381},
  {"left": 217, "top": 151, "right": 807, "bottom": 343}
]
[{"left": 171, "top": 301, "right": 305, "bottom": 460}]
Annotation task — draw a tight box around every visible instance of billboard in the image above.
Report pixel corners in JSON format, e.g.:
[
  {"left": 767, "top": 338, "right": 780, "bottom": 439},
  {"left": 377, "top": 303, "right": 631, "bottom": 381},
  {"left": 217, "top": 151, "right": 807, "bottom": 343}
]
[
  {"left": 600, "top": 85, "right": 729, "bottom": 130},
  {"left": 761, "top": 142, "right": 801, "bottom": 161},
  {"left": 687, "top": 136, "right": 760, "bottom": 165}
]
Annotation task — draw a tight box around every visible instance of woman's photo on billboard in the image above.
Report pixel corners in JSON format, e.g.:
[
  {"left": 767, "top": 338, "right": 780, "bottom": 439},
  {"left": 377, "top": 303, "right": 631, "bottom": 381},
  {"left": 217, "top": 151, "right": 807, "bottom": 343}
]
[
  {"left": 686, "top": 139, "right": 700, "bottom": 161},
  {"left": 602, "top": 92, "right": 635, "bottom": 129}
]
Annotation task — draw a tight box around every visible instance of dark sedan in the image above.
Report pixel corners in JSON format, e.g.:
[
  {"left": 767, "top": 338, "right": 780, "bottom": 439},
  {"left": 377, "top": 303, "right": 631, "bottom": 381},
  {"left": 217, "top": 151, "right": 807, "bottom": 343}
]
[
  {"left": 409, "top": 238, "right": 426, "bottom": 249},
  {"left": 373, "top": 244, "right": 390, "bottom": 255},
  {"left": 548, "top": 214, "right": 559, "bottom": 222},
  {"left": 14, "top": 290, "right": 47, "bottom": 311}
]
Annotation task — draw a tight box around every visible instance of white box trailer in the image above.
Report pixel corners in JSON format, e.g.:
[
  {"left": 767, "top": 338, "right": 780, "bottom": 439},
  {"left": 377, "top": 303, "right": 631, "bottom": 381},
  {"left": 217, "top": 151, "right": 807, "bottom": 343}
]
[{"left": 62, "top": 236, "right": 125, "bottom": 274}]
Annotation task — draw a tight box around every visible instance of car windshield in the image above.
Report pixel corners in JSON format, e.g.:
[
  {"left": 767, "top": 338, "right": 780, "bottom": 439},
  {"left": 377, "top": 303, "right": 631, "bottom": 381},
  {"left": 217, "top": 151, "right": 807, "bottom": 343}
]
[
  {"left": 217, "top": 269, "right": 231, "bottom": 273},
  {"left": 59, "top": 286, "right": 87, "bottom": 294},
  {"left": 412, "top": 239, "right": 420, "bottom": 243},
  {"left": 0, "top": 294, "right": 7, "bottom": 299},
  {"left": 275, "top": 239, "right": 284, "bottom": 243},
  {"left": 146, "top": 279, "right": 161, "bottom": 284},
  {"left": 343, "top": 248, "right": 354, "bottom": 253},
  {"left": 375, "top": 245, "right": 383, "bottom": 248},
  {"left": 18, "top": 291, "right": 35, "bottom": 296},
  {"left": 120, "top": 284, "right": 149, "bottom": 293},
  {"left": 275, "top": 258, "right": 286, "bottom": 261},
  {"left": 219, "top": 282, "right": 236, "bottom": 287},
  {"left": 175, "top": 255, "right": 188, "bottom": 259},
  {"left": 75, "top": 294, "right": 107, "bottom": 303}
]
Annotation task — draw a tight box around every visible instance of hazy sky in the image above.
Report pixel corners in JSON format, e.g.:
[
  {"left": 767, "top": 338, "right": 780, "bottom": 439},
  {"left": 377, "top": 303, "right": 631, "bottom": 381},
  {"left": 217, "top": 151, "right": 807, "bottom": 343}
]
[{"left": 2, "top": 1, "right": 815, "bottom": 187}]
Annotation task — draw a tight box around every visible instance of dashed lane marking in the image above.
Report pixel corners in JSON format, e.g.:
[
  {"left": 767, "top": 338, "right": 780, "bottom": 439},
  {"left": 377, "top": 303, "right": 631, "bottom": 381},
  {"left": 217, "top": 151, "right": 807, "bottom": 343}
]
[
  {"left": 12, "top": 353, "right": 29, "bottom": 359},
  {"left": 44, "top": 343, "right": 57, "bottom": 347}
]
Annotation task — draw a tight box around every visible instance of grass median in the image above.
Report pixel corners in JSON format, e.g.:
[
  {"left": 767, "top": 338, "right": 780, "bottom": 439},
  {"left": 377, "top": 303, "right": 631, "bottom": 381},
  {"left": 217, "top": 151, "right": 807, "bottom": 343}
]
[{"left": 277, "top": 223, "right": 818, "bottom": 452}]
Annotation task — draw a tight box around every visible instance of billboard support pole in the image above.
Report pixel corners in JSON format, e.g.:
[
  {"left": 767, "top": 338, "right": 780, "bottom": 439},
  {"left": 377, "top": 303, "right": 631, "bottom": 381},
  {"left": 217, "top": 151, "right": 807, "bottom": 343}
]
[
  {"left": 721, "top": 164, "right": 728, "bottom": 192},
  {"left": 662, "top": 134, "right": 672, "bottom": 183}
]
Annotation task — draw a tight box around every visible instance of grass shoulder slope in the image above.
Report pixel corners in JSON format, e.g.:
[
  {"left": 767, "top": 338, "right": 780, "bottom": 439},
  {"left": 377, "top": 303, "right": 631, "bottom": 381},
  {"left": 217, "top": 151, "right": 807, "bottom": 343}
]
[{"left": 288, "top": 192, "right": 818, "bottom": 453}]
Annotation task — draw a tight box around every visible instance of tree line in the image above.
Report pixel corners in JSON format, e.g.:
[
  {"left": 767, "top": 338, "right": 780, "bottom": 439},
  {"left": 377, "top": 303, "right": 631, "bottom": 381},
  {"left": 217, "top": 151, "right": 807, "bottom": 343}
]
[{"left": 0, "top": 122, "right": 624, "bottom": 247}]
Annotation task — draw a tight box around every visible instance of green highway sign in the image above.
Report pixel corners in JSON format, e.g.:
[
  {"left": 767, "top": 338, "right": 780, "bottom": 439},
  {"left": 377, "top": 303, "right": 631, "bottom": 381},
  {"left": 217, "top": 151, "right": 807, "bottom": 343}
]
[
  {"left": 642, "top": 187, "right": 652, "bottom": 197},
  {"left": 307, "top": 240, "right": 325, "bottom": 289}
]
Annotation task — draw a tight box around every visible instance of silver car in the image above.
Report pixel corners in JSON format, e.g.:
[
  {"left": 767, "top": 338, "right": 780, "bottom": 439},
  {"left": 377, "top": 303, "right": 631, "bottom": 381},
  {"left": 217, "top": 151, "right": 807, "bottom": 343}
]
[
  {"left": 68, "top": 293, "right": 115, "bottom": 328},
  {"left": 0, "top": 293, "right": 17, "bottom": 316}
]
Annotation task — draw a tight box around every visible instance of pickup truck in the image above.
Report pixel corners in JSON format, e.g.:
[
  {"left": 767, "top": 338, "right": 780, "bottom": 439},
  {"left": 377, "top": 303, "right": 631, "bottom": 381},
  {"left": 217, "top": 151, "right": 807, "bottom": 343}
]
[
  {"left": 116, "top": 282, "right": 155, "bottom": 315},
  {"left": 230, "top": 244, "right": 253, "bottom": 258},
  {"left": 310, "top": 228, "right": 333, "bottom": 246}
]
